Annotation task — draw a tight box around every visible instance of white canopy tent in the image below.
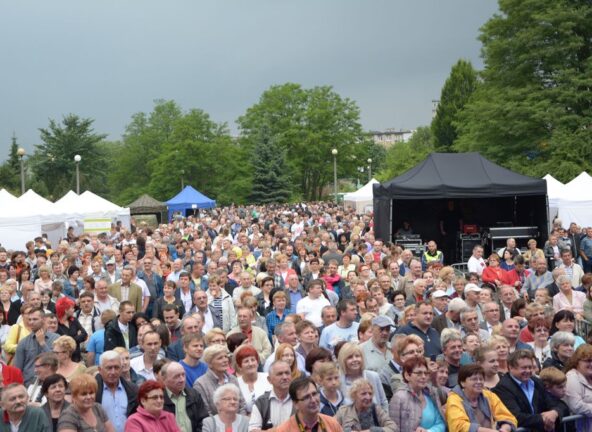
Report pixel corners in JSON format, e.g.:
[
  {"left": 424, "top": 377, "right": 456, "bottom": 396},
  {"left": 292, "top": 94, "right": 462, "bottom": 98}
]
[
  {"left": 543, "top": 174, "right": 565, "bottom": 228},
  {"left": 0, "top": 189, "right": 131, "bottom": 250},
  {"left": 343, "top": 178, "right": 379, "bottom": 214},
  {"left": 557, "top": 172, "right": 592, "bottom": 227}
]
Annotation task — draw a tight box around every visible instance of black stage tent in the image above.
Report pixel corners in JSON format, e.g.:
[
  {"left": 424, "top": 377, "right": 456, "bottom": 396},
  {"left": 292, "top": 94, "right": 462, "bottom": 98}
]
[{"left": 373, "top": 153, "right": 548, "bottom": 257}]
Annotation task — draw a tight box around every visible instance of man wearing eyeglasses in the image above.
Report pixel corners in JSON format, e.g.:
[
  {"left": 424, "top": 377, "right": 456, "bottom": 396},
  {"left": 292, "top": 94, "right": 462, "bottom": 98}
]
[
  {"left": 276, "top": 376, "right": 342, "bottom": 432},
  {"left": 360, "top": 316, "right": 394, "bottom": 373}
]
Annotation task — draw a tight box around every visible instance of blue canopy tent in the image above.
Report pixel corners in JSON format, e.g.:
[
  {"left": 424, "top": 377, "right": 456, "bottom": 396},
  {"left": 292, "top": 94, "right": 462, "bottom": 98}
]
[{"left": 166, "top": 186, "right": 216, "bottom": 220}]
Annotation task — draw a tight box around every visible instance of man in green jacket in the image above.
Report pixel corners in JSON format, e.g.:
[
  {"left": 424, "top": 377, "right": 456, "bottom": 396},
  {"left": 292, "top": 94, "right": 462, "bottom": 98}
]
[{"left": 0, "top": 383, "right": 50, "bottom": 431}]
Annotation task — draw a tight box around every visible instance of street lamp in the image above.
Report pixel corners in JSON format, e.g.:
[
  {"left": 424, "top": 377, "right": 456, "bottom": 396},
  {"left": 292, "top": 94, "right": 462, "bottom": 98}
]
[
  {"left": 180, "top": 169, "right": 185, "bottom": 190},
  {"left": 74, "top": 154, "right": 81, "bottom": 194},
  {"left": 17, "top": 148, "right": 25, "bottom": 194},
  {"left": 332, "top": 148, "right": 338, "bottom": 203},
  {"left": 367, "top": 158, "right": 373, "bottom": 181}
]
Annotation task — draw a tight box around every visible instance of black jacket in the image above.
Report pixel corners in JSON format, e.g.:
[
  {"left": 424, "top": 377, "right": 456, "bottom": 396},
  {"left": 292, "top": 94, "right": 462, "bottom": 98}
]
[
  {"left": 95, "top": 374, "right": 138, "bottom": 416},
  {"left": 104, "top": 317, "right": 137, "bottom": 351},
  {"left": 163, "top": 386, "right": 208, "bottom": 432},
  {"left": 1, "top": 300, "right": 21, "bottom": 326},
  {"left": 492, "top": 373, "right": 563, "bottom": 431},
  {"left": 57, "top": 318, "right": 88, "bottom": 362}
]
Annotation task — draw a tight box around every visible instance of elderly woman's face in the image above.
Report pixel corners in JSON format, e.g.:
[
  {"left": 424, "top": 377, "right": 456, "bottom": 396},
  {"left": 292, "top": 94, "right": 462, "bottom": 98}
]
[
  {"left": 46, "top": 380, "right": 66, "bottom": 403},
  {"left": 461, "top": 373, "right": 484, "bottom": 395},
  {"left": 556, "top": 343, "right": 575, "bottom": 361},
  {"left": 211, "top": 353, "right": 229, "bottom": 373},
  {"left": 142, "top": 388, "right": 165, "bottom": 413},
  {"left": 239, "top": 355, "right": 258, "bottom": 374},
  {"left": 216, "top": 389, "right": 239, "bottom": 413},
  {"left": 405, "top": 365, "right": 429, "bottom": 388},
  {"left": 353, "top": 384, "right": 374, "bottom": 411},
  {"left": 0, "top": 290, "right": 10, "bottom": 301},
  {"left": 560, "top": 280, "right": 572, "bottom": 292}
]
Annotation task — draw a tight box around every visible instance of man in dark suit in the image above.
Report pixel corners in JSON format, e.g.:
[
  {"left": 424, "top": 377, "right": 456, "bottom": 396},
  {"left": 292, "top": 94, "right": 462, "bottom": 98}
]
[
  {"left": 498, "top": 285, "right": 517, "bottom": 322},
  {"left": 432, "top": 297, "right": 466, "bottom": 334},
  {"left": 493, "top": 350, "right": 562, "bottom": 431}
]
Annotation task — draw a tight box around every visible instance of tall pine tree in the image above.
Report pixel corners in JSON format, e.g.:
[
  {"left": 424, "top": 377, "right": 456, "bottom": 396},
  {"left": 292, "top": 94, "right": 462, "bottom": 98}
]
[
  {"left": 431, "top": 59, "right": 478, "bottom": 152},
  {"left": 249, "top": 127, "right": 291, "bottom": 204}
]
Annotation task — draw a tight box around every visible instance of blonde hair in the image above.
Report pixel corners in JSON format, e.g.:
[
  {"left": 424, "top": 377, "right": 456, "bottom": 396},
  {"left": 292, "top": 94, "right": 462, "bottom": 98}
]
[
  {"left": 202, "top": 344, "right": 229, "bottom": 365},
  {"left": 337, "top": 342, "right": 365, "bottom": 374},
  {"left": 274, "top": 343, "right": 301, "bottom": 379},
  {"left": 53, "top": 335, "right": 76, "bottom": 354},
  {"left": 204, "top": 328, "right": 226, "bottom": 346},
  {"left": 349, "top": 378, "right": 373, "bottom": 401}
]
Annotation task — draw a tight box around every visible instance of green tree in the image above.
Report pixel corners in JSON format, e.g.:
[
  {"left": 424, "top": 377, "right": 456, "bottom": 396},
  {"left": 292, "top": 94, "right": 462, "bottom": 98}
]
[
  {"left": 378, "top": 127, "right": 434, "bottom": 181},
  {"left": 454, "top": 0, "right": 592, "bottom": 181},
  {"left": 31, "top": 115, "right": 108, "bottom": 199},
  {"left": 147, "top": 108, "right": 251, "bottom": 205},
  {"left": 431, "top": 59, "right": 478, "bottom": 152},
  {"left": 249, "top": 127, "right": 291, "bottom": 203},
  {"left": 108, "top": 100, "right": 183, "bottom": 204},
  {"left": 0, "top": 134, "right": 22, "bottom": 193},
  {"left": 238, "top": 83, "right": 371, "bottom": 200}
]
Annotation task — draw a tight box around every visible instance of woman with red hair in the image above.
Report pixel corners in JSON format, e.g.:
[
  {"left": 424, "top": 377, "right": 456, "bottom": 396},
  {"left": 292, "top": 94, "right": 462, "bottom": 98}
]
[
  {"left": 55, "top": 297, "right": 87, "bottom": 362},
  {"left": 125, "top": 380, "right": 180, "bottom": 431},
  {"left": 234, "top": 344, "right": 271, "bottom": 414}
]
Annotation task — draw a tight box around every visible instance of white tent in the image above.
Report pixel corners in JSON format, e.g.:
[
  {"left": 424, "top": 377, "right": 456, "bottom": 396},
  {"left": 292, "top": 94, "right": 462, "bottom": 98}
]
[
  {"left": 557, "top": 172, "right": 592, "bottom": 227},
  {"left": 544, "top": 174, "right": 565, "bottom": 227},
  {"left": 343, "top": 178, "right": 379, "bottom": 214},
  {"left": 0, "top": 189, "right": 131, "bottom": 250}
]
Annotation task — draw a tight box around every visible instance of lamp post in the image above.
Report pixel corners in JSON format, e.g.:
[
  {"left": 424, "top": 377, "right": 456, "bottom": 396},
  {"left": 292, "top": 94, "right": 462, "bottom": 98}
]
[
  {"left": 367, "top": 158, "right": 372, "bottom": 181},
  {"left": 17, "top": 148, "right": 25, "bottom": 194},
  {"left": 74, "top": 154, "right": 81, "bottom": 194},
  {"left": 180, "top": 169, "right": 185, "bottom": 190},
  {"left": 332, "top": 148, "right": 338, "bottom": 203}
]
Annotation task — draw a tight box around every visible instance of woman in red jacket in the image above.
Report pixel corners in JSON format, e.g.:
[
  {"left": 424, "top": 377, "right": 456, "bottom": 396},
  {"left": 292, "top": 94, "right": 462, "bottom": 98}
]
[{"left": 481, "top": 253, "right": 507, "bottom": 289}]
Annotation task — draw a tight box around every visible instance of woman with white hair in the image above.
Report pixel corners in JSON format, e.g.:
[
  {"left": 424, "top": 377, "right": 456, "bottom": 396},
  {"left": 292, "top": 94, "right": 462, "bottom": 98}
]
[
  {"left": 336, "top": 378, "right": 397, "bottom": 432},
  {"left": 553, "top": 275, "right": 586, "bottom": 318},
  {"left": 202, "top": 383, "right": 249, "bottom": 432},
  {"left": 542, "top": 331, "right": 576, "bottom": 371},
  {"left": 193, "top": 344, "right": 246, "bottom": 415}
]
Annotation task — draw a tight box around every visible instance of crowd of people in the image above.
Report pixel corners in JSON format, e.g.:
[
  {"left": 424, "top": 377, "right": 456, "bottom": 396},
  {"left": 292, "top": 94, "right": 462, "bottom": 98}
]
[{"left": 0, "top": 202, "right": 591, "bottom": 432}]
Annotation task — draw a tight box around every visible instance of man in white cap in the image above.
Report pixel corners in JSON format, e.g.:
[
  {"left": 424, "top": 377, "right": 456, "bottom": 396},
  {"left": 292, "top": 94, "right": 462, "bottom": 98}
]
[
  {"left": 360, "top": 316, "right": 394, "bottom": 373},
  {"left": 432, "top": 297, "right": 466, "bottom": 334},
  {"left": 463, "top": 283, "right": 484, "bottom": 322},
  {"left": 430, "top": 290, "right": 449, "bottom": 316}
]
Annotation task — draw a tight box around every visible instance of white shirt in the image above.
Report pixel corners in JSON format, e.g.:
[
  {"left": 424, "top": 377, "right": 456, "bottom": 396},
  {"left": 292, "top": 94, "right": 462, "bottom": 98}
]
[
  {"left": 296, "top": 295, "right": 330, "bottom": 327},
  {"left": 179, "top": 289, "right": 192, "bottom": 313},
  {"left": 130, "top": 354, "right": 160, "bottom": 380},
  {"left": 248, "top": 389, "right": 293, "bottom": 431},
  {"left": 237, "top": 373, "right": 272, "bottom": 413},
  {"left": 467, "top": 256, "right": 486, "bottom": 276}
]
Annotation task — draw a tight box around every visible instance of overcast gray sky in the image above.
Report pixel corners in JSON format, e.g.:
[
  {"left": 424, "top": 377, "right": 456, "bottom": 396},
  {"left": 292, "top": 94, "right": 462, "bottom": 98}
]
[{"left": 0, "top": 0, "right": 498, "bottom": 159}]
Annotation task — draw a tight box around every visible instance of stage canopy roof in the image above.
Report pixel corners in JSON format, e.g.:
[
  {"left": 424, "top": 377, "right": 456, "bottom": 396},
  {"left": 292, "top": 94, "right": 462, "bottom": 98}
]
[{"left": 166, "top": 186, "right": 216, "bottom": 220}]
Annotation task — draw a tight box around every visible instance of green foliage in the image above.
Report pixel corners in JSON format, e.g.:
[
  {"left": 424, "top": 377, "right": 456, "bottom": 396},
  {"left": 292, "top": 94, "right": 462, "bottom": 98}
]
[
  {"left": 238, "top": 83, "right": 372, "bottom": 201},
  {"left": 377, "top": 127, "right": 434, "bottom": 181},
  {"left": 108, "top": 100, "right": 183, "bottom": 204},
  {"left": 431, "top": 59, "right": 478, "bottom": 152},
  {"left": 32, "top": 115, "right": 108, "bottom": 200},
  {"left": 249, "top": 127, "right": 291, "bottom": 204},
  {"left": 454, "top": 0, "right": 592, "bottom": 179},
  {"left": 0, "top": 135, "right": 22, "bottom": 194},
  {"left": 147, "top": 107, "right": 251, "bottom": 205}
]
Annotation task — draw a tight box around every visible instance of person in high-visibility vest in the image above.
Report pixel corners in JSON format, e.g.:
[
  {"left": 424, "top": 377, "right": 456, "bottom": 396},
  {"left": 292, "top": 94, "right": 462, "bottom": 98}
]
[{"left": 422, "top": 241, "right": 444, "bottom": 271}]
